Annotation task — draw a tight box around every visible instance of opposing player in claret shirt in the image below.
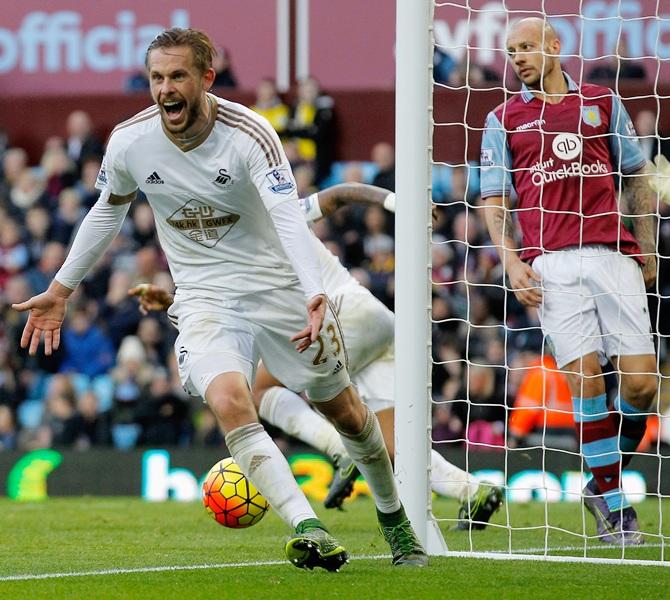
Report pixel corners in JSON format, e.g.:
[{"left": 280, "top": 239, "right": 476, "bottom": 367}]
[
  {"left": 11, "top": 27, "right": 427, "bottom": 569},
  {"left": 481, "top": 17, "right": 658, "bottom": 545}
]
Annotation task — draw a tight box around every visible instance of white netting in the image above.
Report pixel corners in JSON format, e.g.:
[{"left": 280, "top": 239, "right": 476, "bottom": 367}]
[{"left": 429, "top": 0, "right": 670, "bottom": 564}]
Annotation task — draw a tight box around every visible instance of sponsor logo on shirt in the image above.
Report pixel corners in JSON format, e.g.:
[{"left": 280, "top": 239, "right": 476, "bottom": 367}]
[
  {"left": 166, "top": 199, "right": 240, "bottom": 248},
  {"left": 581, "top": 106, "right": 602, "bottom": 127},
  {"left": 480, "top": 148, "right": 493, "bottom": 166},
  {"left": 530, "top": 159, "right": 608, "bottom": 186},
  {"left": 552, "top": 133, "right": 582, "bottom": 160},
  {"left": 515, "top": 118, "right": 546, "bottom": 131},
  {"left": 266, "top": 168, "right": 295, "bottom": 194},
  {"left": 145, "top": 171, "right": 164, "bottom": 184}
]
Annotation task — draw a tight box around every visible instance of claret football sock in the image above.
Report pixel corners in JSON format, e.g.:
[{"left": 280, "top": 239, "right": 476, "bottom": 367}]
[
  {"left": 337, "top": 407, "right": 401, "bottom": 514},
  {"left": 259, "top": 386, "right": 347, "bottom": 461},
  {"left": 573, "top": 394, "right": 628, "bottom": 512},
  {"left": 225, "top": 422, "right": 317, "bottom": 528}
]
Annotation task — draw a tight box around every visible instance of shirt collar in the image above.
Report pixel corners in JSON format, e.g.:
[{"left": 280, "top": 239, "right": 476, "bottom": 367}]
[{"left": 521, "top": 71, "right": 579, "bottom": 103}]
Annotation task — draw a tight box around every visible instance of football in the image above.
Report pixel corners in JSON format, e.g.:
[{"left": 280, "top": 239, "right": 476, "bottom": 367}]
[{"left": 202, "top": 457, "right": 270, "bottom": 528}]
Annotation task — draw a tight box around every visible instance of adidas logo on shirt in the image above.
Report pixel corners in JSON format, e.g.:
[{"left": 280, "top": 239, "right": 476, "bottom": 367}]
[{"left": 145, "top": 171, "right": 164, "bottom": 184}]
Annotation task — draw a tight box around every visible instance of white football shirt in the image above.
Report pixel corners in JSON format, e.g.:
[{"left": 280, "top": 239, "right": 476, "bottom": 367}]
[{"left": 97, "top": 94, "right": 303, "bottom": 301}]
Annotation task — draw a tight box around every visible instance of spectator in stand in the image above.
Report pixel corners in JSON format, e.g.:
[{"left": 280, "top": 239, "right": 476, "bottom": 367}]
[
  {"left": 42, "top": 387, "right": 82, "bottom": 447},
  {"left": 77, "top": 157, "right": 103, "bottom": 209},
  {"left": 75, "top": 390, "right": 112, "bottom": 448},
  {"left": 0, "top": 148, "right": 28, "bottom": 210},
  {"left": 9, "top": 168, "right": 46, "bottom": 212},
  {"left": 137, "top": 367, "right": 190, "bottom": 446},
  {"left": 64, "top": 110, "right": 104, "bottom": 174},
  {"left": 49, "top": 188, "right": 84, "bottom": 245},
  {"left": 211, "top": 46, "right": 238, "bottom": 89},
  {"left": 287, "top": 77, "right": 336, "bottom": 185},
  {"left": 587, "top": 39, "right": 646, "bottom": 81},
  {"left": 0, "top": 219, "right": 30, "bottom": 291},
  {"left": 508, "top": 353, "right": 575, "bottom": 449},
  {"left": 24, "top": 207, "right": 51, "bottom": 266},
  {"left": 41, "top": 146, "right": 77, "bottom": 206},
  {"left": 0, "top": 404, "right": 17, "bottom": 450},
  {"left": 0, "top": 339, "right": 24, "bottom": 410},
  {"left": 370, "top": 142, "right": 395, "bottom": 192},
  {"left": 433, "top": 47, "right": 457, "bottom": 85},
  {"left": 634, "top": 109, "right": 670, "bottom": 162},
  {"left": 59, "top": 306, "right": 115, "bottom": 378},
  {"left": 130, "top": 202, "right": 158, "bottom": 248},
  {"left": 25, "top": 241, "right": 65, "bottom": 296},
  {"left": 99, "top": 270, "right": 143, "bottom": 348},
  {"left": 251, "top": 78, "right": 290, "bottom": 136}
]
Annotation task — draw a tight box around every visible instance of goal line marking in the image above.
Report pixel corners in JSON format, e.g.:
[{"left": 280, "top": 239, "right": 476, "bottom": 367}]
[{"left": 1, "top": 547, "right": 668, "bottom": 581}]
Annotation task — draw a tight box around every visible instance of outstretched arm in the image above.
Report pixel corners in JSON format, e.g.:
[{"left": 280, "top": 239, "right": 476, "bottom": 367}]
[
  {"left": 624, "top": 165, "right": 657, "bottom": 289},
  {"left": 313, "top": 183, "right": 394, "bottom": 219},
  {"left": 12, "top": 191, "right": 135, "bottom": 355},
  {"left": 483, "top": 195, "right": 542, "bottom": 307}
]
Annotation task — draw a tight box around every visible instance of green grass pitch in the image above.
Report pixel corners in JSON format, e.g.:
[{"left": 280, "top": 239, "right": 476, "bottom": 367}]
[{"left": 0, "top": 497, "right": 669, "bottom": 599}]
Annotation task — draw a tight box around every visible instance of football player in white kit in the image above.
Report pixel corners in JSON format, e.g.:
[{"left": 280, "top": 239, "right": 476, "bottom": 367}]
[
  {"left": 131, "top": 183, "right": 504, "bottom": 530},
  {"left": 12, "top": 28, "right": 426, "bottom": 569}
]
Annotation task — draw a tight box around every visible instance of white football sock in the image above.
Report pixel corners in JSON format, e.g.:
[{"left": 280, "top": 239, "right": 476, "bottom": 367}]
[
  {"left": 259, "top": 386, "right": 347, "bottom": 461},
  {"left": 430, "top": 449, "right": 480, "bottom": 502},
  {"left": 338, "top": 408, "right": 401, "bottom": 514},
  {"left": 225, "top": 423, "right": 317, "bottom": 529}
]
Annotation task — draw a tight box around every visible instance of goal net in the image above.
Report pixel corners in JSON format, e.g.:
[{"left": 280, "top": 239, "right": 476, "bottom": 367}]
[{"left": 395, "top": 0, "right": 670, "bottom": 565}]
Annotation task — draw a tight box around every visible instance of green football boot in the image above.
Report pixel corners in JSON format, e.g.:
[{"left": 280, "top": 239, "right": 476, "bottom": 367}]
[
  {"left": 324, "top": 454, "right": 360, "bottom": 509},
  {"left": 285, "top": 519, "right": 349, "bottom": 572},
  {"left": 378, "top": 508, "right": 429, "bottom": 567},
  {"left": 456, "top": 483, "right": 504, "bottom": 530}
]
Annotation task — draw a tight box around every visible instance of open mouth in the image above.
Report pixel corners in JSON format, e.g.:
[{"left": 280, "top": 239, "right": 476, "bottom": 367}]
[{"left": 163, "top": 100, "right": 185, "bottom": 123}]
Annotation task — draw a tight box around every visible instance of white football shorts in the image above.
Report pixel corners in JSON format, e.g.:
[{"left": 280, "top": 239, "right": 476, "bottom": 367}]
[
  {"left": 331, "top": 285, "right": 395, "bottom": 413},
  {"left": 169, "top": 285, "right": 350, "bottom": 403},
  {"left": 532, "top": 245, "right": 655, "bottom": 368}
]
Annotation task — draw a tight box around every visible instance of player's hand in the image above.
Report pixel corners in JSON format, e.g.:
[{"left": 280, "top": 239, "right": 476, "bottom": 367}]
[
  {"left": 12, "top": 289, "right": 69, "bottom": 356},
  {"left": 507, "top": 259, "right": 542, "bottom": 307},
  {"left": 641, "top": 254, "right": 657, "bottom": 289},
  {"left": 128, "top": 284, "right": 174, "bottom": 314},
  {"left": 290, "top": 293, "right": 327, "bottom": 353}
]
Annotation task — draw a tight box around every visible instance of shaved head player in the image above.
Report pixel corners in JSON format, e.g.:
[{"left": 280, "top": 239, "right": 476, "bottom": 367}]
[{"left": 481, "top": 18, "right": 657, "bottom": 545}]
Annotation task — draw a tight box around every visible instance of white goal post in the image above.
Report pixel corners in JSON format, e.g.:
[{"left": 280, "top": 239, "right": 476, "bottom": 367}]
[
  {"left": 394, "top": 0, "right": 670, "bottom": 564},
  {"left": 395, "top": 0, "right": 448, "bottom": 555}
]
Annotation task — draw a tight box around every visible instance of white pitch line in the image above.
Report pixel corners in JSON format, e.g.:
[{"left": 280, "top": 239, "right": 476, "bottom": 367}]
[
  {"left": 2, "top": 547, "right": 668, "bottom": 582},
  {"left": 503, "top": 542, "right": 666, "bottom": 554},
  {"left": 0, "top": 555, "right": 389, "bottom": 583}
]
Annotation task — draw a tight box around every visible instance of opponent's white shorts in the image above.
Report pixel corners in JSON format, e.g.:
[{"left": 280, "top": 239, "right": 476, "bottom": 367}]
[
  {"left": 169, "top": 285, "right": 350, "bottom": 403},
  {"left": 331, "top": 285, "right": 394, "bottom": 376},
  {"left": 331, "top": 285, "right": 395, "bottom": 412},
  {"left": 352, "top": 345, "right": 395, "bottom": 413},
  {"left": 532, "top": 245, "right": 655, "bottom": 369}
]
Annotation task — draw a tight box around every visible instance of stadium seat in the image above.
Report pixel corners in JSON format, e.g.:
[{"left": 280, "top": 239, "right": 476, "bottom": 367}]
[
  {"left": 112, "top": 424, "right": 141, "bottom": 450},
  {"left": 17, "top": 399, "right": 45, "bottom": 430}
]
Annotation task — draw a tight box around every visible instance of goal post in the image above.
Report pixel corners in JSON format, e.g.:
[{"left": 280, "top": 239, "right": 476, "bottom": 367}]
[
  {"left": 395, "top": 0, "right": 670, "bottom": 565},
  {"left": 394, "top": 0, "right": 448, "bottom": 555}
]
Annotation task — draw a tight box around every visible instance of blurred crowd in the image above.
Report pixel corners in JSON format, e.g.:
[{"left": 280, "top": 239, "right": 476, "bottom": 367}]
[{"left": 0, "top": 69, "right": 669, "bottom": 456}]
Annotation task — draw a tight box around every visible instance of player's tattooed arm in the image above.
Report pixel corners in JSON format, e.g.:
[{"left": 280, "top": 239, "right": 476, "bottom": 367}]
[
  {"left": 484, "top": 195, "right": 542, "bottom": 307},
  {"left": 624, "top": 165, "right": 657, "bottom": 288},
  {"left": 316, "top": 183, "right": 391, "bottom": 217}
]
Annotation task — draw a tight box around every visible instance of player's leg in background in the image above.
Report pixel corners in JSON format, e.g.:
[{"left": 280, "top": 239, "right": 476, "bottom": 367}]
[
  {"left": 613, "top": 354, "right": 658, "bottom": 468},
  {"left": 252, "top": 364, "right": 349, "bottom": 465}
]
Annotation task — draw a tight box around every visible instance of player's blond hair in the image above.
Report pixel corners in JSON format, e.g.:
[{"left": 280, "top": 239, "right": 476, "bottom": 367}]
[{"left": 145, "top": 27, "right": 216, "bottom": 75}]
